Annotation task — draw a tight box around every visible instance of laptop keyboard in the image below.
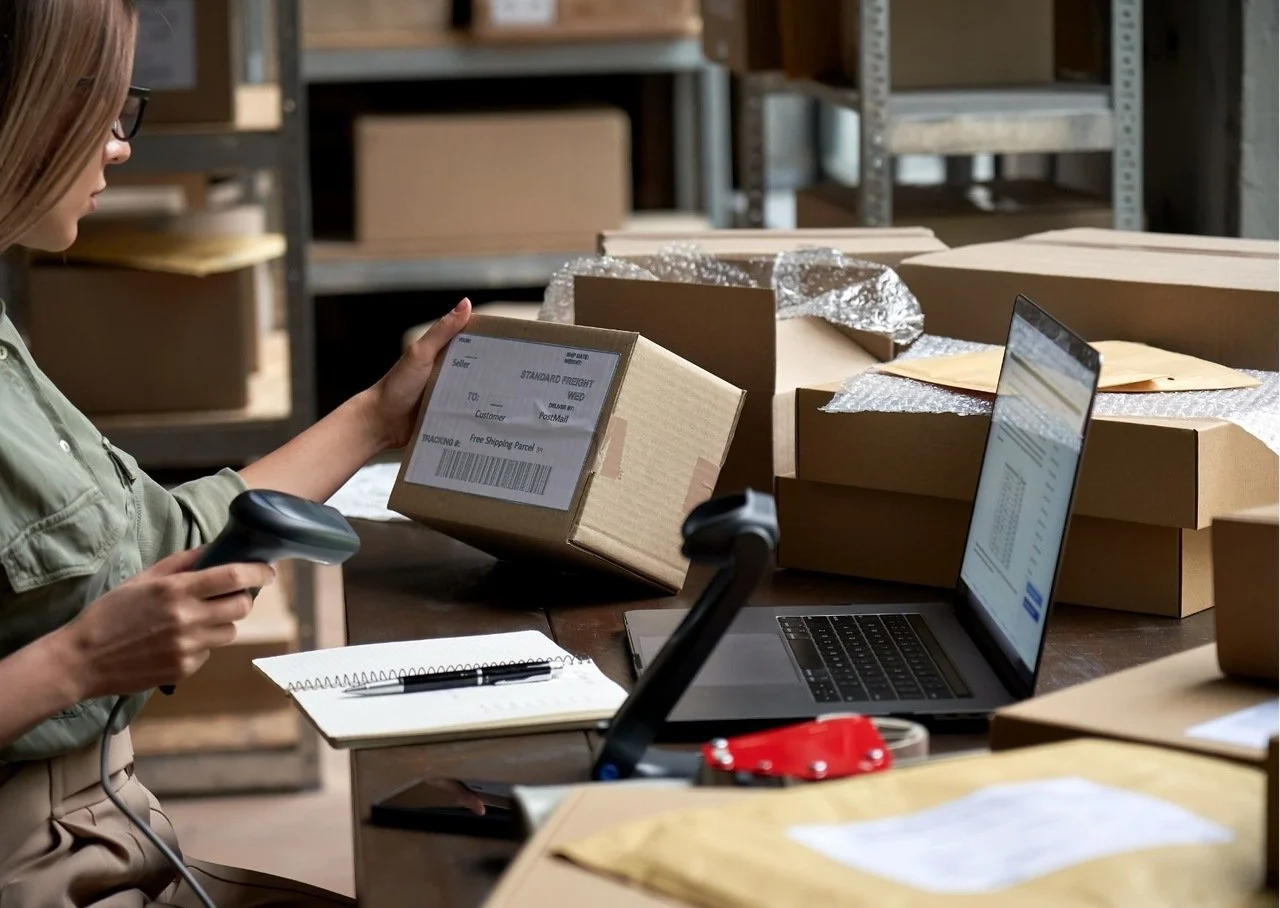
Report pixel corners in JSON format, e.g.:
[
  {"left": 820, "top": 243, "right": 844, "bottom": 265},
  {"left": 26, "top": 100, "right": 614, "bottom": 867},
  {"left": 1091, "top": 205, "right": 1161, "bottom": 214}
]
[{"left": 778, "top": 614, "right": 973, "bottom": 703}]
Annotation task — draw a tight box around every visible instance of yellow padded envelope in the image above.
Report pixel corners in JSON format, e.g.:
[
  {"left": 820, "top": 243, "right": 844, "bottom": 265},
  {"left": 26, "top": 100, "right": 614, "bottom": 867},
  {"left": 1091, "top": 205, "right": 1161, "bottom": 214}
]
[
  {"left": 879, "top": 341, "right": 1260, "bottom": 394},
  {"left": 558, "top": 740, "right": 1271, "bottom": 908}
]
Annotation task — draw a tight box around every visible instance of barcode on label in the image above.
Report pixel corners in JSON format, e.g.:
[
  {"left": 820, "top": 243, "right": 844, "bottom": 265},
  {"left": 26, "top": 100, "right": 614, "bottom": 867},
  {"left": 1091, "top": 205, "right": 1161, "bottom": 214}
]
[{"left": 436, "top": 449, "right": 552, "bottom": 496}]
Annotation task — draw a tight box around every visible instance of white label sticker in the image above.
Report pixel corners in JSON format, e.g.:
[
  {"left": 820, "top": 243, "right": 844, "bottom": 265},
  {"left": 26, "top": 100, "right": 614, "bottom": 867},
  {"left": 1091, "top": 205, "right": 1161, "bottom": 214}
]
[
  {"left": 132, "top": 0, "right": 198, "bottom": 91},
  {"left": 1185, "top": 700, "right": 1280, "bottom": 750},
  {"left": 488, "top": 0, "right": 558, "bottom": 27},
  {"left": 786, "top": 777, "right": 1233, "bottom": 894},
  {"left": 404, "top": 334, "right": 619, "bottom": 511}
]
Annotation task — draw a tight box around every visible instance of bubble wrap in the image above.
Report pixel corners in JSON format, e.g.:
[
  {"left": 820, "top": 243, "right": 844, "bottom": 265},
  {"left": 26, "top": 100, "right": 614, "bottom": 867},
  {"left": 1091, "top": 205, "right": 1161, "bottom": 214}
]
[
  {"left": 825, "top": 334, "right": 1280, "bottom": 454},
  {"left": 539, "top": 243, "right": 924, "bottom": 345}
]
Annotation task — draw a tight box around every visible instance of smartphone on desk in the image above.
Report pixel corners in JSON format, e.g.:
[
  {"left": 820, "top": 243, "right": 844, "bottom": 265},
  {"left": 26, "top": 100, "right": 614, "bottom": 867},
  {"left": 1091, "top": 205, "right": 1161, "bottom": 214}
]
[{"left": 370, "top": 777, "right": 521, "bottom": 840}]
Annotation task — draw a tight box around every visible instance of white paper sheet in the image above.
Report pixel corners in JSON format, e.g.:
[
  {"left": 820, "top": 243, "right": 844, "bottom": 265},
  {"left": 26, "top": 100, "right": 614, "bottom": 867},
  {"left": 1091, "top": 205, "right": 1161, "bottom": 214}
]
[
  {"left": 325, "top": 463, "right": 405, "bottom": 522},
  {"left": 404, "top": 334, "right": 619, "bottom": 511},
  {"left": 1185, "top": 699, "right": 1280, "bottom": 750},
  {"left": 786, "top": 777, "right": 1233, "bottom": 894}
]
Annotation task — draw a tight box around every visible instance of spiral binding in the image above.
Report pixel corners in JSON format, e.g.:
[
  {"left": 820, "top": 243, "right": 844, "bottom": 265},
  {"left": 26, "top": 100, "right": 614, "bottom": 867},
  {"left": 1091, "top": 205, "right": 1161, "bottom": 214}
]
[{"left": 285, "top": 654, "right": 594, "bottom": 692}]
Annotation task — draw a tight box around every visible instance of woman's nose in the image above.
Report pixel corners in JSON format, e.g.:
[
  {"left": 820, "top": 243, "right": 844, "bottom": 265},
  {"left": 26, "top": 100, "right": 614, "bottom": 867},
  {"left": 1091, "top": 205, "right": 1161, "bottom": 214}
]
[{"left": 105, "top": 136, "right": 132, "bottom": 166}]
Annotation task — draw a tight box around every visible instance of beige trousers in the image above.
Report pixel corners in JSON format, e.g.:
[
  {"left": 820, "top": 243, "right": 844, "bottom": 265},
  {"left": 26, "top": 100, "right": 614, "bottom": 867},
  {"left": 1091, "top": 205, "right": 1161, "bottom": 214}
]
[{"left": 0, "top": 731, "right": 354, "bottom": 908}]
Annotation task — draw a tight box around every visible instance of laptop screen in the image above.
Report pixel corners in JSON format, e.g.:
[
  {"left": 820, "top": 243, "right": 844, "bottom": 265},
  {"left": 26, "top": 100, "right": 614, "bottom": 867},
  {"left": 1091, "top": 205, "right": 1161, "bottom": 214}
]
[{"left": 958, "top": 299, "right": 1099, "bottom": 689}]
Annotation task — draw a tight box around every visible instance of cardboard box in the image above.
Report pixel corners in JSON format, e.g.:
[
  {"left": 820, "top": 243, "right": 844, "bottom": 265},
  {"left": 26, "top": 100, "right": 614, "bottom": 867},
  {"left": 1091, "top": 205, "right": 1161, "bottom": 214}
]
[
  {"left": 597, "top": 226, "right": 946, "bottom": 268},
  {"left": 778, "top": 0, "right": 1055, "bottom": 88},
  {"left": 794, "top": 383, "right": 1279, "bottom": 531},
  {"left": 776, "top": 475, "right": 1214, "bottom": 618},
  {"left": 471, "top": 0, "right": 698, "bottom": 42},
  {"left": 795, "top": 181, "right": 1115, "bottom": 248},
  {"left": 1269, "top": 735, "right": 1279, "bottom": 889},
  {"left": 356, "top": 109, "right": 630, "bottom": 254},
  {"left": 132, "top": 0, "right": 251, "bottom": 126},
  {"left": 1215, "top": 505, "right": 1280, "bottom": 684},
  {"left": 700, "top": 0, "right": 782, "bottom": 73},
  {"left": 898, "top": 228, "right": 1280, "bottom": 371},
  {"left": 302, "top": 0, "right": 454, "bottom": 47},
  {"left": 990, "top": 645, "right": 1279, "bottom": 767},
  {"left": 389, "top": 316, "right": 745, "bottom": 592},
  {"left": 28, "top": 233, "right": 284, "bottom": 415}
]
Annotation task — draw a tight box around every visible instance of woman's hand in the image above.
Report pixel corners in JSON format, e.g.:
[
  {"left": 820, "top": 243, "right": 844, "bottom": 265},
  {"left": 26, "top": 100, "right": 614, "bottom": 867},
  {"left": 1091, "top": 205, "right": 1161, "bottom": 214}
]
[
  {"left": 53, "top": 548, "right": 277, "bottom": 699},
  {"left": 364, "top": 298, "right": 473, "bottom": 451}
]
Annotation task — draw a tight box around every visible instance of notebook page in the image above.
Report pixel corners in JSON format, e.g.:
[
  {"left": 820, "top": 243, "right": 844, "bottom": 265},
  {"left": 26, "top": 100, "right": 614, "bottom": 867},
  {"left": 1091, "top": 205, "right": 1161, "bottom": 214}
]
[
  {"left": 254, "top": 630, "right": 572, "bottom": 690},
  {"left": 289, "top": 657, "right": 627, "bottom": 744}
]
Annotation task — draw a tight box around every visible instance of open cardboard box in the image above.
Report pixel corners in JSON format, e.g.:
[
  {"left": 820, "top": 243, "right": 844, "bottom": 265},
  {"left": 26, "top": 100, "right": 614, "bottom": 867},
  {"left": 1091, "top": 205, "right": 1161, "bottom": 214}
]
[
  {"left": 389, "top": 316, "right": 745, "bottom": 592},
  {"left": 898, "top": 228, "right": 1280, "bottom": 370}
]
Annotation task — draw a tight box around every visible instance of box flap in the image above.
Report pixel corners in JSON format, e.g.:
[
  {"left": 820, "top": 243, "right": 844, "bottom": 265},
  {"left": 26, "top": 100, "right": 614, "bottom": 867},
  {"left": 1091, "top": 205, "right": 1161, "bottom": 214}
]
[
  {"left": 49, "top": 231, "right": 286, "bottom": 276},
  {"left": 1021, "top": 227, "right": 1280, "bottom": 259},
  {"left": 990, "top": 645, "right": 1276, "bottom": 766},
  {"left": 573, "top": 337, "right": 745, "bottom": 591},
  {"left": 598, "top": 227, "right": 945, "bottom": 262},
  {"left": 773, "top": 316, "right": 879, "bottom": 395}
]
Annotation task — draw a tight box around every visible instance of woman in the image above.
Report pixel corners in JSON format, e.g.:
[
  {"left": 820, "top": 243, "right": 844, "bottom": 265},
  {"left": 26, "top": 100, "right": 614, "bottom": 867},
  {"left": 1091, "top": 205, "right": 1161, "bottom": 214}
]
[{"left": 0, "top": 1, "right": 472, "bottom": 905}]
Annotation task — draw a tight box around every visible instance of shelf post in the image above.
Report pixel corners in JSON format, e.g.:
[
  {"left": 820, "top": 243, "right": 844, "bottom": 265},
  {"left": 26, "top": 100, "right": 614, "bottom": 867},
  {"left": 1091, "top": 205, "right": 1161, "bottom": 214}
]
[
  {"left": 857, "top": 0, "right": 893, "bottom": 227},
  {"left": 738, "top": 74, "right": 769, "bottom": 228},
  {"left": 1112, "top": 0, "right": 1144, "bottom": 231}
]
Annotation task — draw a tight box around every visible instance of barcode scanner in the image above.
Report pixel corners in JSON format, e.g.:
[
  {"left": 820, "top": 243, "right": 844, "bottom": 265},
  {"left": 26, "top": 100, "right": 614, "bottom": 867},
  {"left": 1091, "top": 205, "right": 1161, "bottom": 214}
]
[
  {"left": 159, "top": 489, "right": 362, "bottom": 696},
  {"left": 108, "top": 489, "right": 361, "bottom": 908}
]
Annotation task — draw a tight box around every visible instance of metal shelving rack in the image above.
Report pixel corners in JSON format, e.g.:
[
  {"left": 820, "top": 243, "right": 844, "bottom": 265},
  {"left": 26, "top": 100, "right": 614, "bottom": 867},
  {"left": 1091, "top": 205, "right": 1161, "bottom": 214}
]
[
  {"left": 737, "top": 0, "right": 1144, "bottom": 231},
  {"left": 303, "top": 35, "right": 734, "bottom": 296}
]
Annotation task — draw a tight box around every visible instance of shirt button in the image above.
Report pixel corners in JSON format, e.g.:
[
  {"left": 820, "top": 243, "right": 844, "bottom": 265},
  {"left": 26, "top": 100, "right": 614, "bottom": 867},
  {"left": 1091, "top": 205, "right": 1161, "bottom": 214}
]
[{"left": 59, "top": 439, "right": 71, "bottom": 453}]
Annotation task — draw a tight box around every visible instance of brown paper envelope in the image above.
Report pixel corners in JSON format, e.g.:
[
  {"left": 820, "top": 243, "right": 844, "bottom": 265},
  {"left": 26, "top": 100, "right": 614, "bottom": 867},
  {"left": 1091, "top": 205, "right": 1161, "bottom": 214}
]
[
  {"left": 557, "top": 739, "right": 1270, "bottom": 908},
  {"left": 45, "top": 231, "right": 287, "bottom": 277},
  {"left": 878, "top": 341, "right": 1258, "bottom": 394}
]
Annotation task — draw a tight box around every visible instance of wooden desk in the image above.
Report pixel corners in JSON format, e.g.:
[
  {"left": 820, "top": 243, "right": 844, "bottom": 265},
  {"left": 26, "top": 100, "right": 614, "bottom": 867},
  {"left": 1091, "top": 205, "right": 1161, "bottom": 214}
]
[{"left": 344, "top": 520, "right": 1216, "bottom": 908}]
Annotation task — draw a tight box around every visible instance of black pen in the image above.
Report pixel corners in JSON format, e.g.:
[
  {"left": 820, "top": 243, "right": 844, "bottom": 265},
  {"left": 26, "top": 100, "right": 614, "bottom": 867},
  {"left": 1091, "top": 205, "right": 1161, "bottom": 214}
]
[{"left": 343, "top": 660, "right": 557, "bottom": 696}]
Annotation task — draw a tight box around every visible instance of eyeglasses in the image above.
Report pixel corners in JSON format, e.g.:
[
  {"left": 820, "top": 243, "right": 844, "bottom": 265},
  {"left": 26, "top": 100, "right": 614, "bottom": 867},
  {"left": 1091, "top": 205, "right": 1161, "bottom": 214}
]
[{"left": 111, "top": 86, "right": 149, "bottom": 142}]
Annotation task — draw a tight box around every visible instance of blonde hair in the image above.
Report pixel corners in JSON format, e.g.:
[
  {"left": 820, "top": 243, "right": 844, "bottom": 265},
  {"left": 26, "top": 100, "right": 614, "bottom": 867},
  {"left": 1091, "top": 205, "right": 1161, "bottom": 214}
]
[{"left": 0, "top": 0, "right": 137, "bottom": 249}]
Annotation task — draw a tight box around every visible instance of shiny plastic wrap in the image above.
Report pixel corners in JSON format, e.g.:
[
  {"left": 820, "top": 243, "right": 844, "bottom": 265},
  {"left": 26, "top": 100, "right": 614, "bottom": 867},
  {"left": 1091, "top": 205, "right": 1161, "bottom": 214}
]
[
  {"left": 538, "top": 243, "right": 924, "bottom": 345},
  {"left": 824, "top": 335, "right": 1280, "bottom": 455}
]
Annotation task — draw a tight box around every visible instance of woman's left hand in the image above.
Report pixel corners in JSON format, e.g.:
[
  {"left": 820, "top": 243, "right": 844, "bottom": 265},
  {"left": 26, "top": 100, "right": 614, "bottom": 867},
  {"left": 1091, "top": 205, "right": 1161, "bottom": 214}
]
[{"left": 365, "top": 298, "right": 473, "bottom": 450}]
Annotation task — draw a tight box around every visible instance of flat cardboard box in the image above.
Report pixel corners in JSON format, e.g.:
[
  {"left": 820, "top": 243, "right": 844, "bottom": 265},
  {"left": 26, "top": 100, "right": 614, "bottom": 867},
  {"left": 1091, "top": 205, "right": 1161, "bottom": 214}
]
[
  {"left": 898, "top": 228, "right": 1280, "bottom": 371},
  {"left": 776, "top": 475, "right": 1215, "bottom": 618},
  {"left": 356, "top": 109, "right": 630, "bottom": 255},
  {"left": 574, "top": 280, "right": 878, "bottom": 497},
  {"left": 795, "top": 382, "right": 1279, "bottom": 530},
  {"left": 132, "top": 0, "right": 240, "bottom": 125},
  {"left": 471, "top": 0, "right": 698, "bottom": 42},
  {"left": 597, "top": 226, "right": 946, "bottom": 268},
  {"left": 389, "top": 316, "right": 745, "bottom": 592},
  {"left": 990, "top": 644, "right": 1279, "bottom": 767},
  {"left": 28, "top": 233, "right": 283, "bottom": 415},
  {"left": 778, "top": 0, "right": 1055, "bottom": 88},
  {"left": 302, "top": 0, "right": 454, "bottom": 47},
  {"left": 1214, "top": 505, "right": 1280, "bottom": 684},
  {"left": 795, "top": 181, "right": 1115, "bottom": 248},
  {"left": 700, "top": 0, "right": 782, "bottom": 73}
]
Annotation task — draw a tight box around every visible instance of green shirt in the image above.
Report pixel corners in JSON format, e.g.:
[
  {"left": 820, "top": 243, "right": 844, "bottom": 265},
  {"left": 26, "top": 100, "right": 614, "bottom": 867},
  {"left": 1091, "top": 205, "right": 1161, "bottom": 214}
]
[{"left": 0, "top": 303, "right": 246, "bottom": 762}]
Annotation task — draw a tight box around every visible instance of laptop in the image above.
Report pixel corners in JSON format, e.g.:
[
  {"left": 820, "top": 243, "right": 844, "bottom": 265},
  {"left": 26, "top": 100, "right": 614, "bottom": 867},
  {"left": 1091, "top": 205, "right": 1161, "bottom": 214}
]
[{"left": 623, "top": 295, "right": 1102, "bottom": 729}]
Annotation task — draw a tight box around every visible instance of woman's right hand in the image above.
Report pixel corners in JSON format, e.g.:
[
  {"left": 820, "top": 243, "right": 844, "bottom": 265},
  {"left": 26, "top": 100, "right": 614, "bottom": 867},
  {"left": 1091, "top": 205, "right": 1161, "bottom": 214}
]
[{"left": 55, "top": 548, "right": 276, "bottom": 700}]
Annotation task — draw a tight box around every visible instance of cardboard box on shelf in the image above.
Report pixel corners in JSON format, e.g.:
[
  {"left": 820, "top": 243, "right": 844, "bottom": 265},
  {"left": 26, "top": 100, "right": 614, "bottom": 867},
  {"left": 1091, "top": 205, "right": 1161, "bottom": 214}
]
[
  {"left": 990, "top": 645, "right": 1279, "bottom": 767},
  {"left": 356, "top": 109, "right": 630, "bottom": 255},
  {"left": 700, "top": 0, "right": 782, "bottom": 73},
  {"left": 794, "top": 382, "right": 1279, "bottom": 531},
  {"left": 776, "top": 475, "right": 1214, "bottom": 618},
  {"left": 778, "top": 0, "right": 1055, "bottom": 88},
  {"left": 795, "top": 181, "right": 1115, "bottom": 248},
  {"left": 302, "top": 0, "right": 455, "bottom": 48},
  {"left": 1214, "top": 505, "right": 1280, "bottom": 684},
  {"left": 471, "top": 0, "right": 698, "bottom": 42},
  {"left": 133, "top": 0, "right": 274, "bottom": 127},
  {"left": 388, "top": 316, "right": 745, "bottom": 592},
  {"left": 898, "top": 228, "right": 1280, "bottom": 371},
  {"left": 28, "top": 232, "right": 285, "bottom": 415}
]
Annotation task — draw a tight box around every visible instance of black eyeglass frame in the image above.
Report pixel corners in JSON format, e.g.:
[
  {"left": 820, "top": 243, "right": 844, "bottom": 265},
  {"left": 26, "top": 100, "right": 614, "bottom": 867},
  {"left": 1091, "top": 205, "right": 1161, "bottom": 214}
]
[{"left": 112, "top": 86, "right": 150, "bottom": 142}]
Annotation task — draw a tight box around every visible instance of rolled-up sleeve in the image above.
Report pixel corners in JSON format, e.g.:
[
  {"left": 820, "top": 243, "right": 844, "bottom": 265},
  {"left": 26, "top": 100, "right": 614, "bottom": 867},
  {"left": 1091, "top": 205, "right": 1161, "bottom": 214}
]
[{"left": 135, "top": 467, "right": 248, "bottom": 564}]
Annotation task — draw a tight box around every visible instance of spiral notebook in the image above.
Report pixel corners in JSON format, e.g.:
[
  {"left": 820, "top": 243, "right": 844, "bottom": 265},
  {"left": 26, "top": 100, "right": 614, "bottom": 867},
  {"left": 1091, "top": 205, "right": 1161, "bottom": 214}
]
[{"left": 252, "top": 630, "right": 628, "bottom": 749}]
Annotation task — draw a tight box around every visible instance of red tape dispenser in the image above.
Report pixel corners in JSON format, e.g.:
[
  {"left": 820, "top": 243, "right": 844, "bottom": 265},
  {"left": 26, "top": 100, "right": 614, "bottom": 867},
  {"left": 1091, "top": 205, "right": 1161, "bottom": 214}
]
[{"left": 695, "top": 715, "right": 929, "bottom": 788}]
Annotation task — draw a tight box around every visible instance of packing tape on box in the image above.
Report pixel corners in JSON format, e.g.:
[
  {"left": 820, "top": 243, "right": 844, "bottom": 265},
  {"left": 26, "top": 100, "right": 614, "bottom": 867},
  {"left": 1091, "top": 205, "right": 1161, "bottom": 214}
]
[
  {"left": 540, "top": 243, "right": 925, "bottom": 346},
  {"left": 824, "top": 335, "right": 1280, "bottom": 454}
]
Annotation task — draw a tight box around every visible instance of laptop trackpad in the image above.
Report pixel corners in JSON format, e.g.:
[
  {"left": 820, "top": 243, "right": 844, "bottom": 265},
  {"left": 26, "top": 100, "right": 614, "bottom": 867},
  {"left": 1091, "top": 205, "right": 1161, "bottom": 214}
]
[{"left": 636, "top": 634, "right": 800, "bottom": 686}]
